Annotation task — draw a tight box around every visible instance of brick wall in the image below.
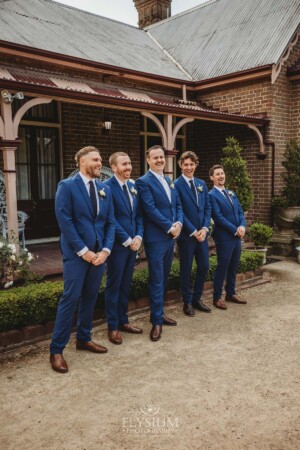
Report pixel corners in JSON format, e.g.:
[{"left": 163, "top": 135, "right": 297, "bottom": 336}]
[
  {"left": 61, "top": 103, "right": 141, "bottom": 179},
  {"left": 186, "top": 119, "right": 270, "bottom": 224},
  {"left": 291, "top": 79, "right": 300, "bottom": 141}
]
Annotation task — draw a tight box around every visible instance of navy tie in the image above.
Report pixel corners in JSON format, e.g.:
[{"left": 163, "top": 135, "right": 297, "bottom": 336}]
[
  {"left": 89, "top": 180, "right": 98, "bottom": 217},
  {"left": 189, "top": 180, "right": 198, "bottom": 202},
  {"left": 123, "top": 184, "right": 132, "bottom": 212},
  {"left": 223, "top": 189, "right": 233, "bottom": 207}
]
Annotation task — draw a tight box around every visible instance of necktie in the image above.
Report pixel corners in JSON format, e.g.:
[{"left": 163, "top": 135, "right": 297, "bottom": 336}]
[
  {"left": 89, "top": 180, "right": 98, "bottom": 217},
  {"left": 159, "top": 175, "right": 171, "bottom": 202},
  {"left": 189, "top": 179, "right": 198, "bottom": 202},
  {"left": 223, "top": 189, "right": 233, "bottom": 207},
  {"left": 123, "top": 183, "right": 132, "bottom": 212}
]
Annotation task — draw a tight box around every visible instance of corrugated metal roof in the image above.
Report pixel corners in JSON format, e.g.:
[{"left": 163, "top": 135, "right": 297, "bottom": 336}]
[
  {"left": 0, "top": 65, "right": 266, "bottom": 123},
  {"left": 147, "top": 0, "right": 300, "bottom": 81},
  {"left": 0, "top": 0, "right": 189, "bottom": 80},
  {"left": 0, "top": 0, "right": 299, "bottom": 83}
]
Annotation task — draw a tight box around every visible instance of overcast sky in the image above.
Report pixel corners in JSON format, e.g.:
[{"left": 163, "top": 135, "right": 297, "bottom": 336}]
[{"left": 56, "top": 0, "right": 208, "bottom": 26}]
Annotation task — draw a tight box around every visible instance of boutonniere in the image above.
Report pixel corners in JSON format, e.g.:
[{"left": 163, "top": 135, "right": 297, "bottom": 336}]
[
  {"left": 228, "top": 190, "right": 234, "bottom": 197},
  {"left": 98, "top": 188, "right": 106, "bottom": 199},
  {"left": 197, "top": 185, "right": 203, "bottom": 193},
  {"left": 130, "top": 186, "right": 137, "bottom": 196},
  {"left": 169, "top": 181, "right": 175, "bottom": 189}
]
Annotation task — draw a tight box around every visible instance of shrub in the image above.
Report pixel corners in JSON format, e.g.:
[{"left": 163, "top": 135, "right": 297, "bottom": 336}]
[
  {"left": 221, "top": 136, "right": 254, "bottom": 212},
  {"left": 249, "top": 223, "right": 274, "bottom": 248},
  {"left": 0, "top": 252, "right": 264, "bottom": 332}
]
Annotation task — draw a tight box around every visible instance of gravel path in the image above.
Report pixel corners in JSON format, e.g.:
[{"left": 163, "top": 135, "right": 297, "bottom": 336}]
[{"left": 0, "top": 260, "right": 299, "bottom": 450}]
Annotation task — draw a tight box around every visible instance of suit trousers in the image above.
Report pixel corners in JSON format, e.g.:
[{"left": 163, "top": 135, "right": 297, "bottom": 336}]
[
  {"left": 105, "top": 246, "right": 137, "bottom": 330},
  {"left": 178, "top": 238, "right": 209, "bottom": 304},
  {"left": 50, "top": 256, "right": 105, "bottom": 354},
  {"left": 213, "top": 238, "right": 242, "bottom": 300},
  {"left": 144, "top": 239, "right": 175, "bottom": 325}
]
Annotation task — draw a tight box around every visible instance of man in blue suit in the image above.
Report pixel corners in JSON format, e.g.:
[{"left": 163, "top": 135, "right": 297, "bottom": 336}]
[
  {"left": 175, "top": 151, "right": 211, "bottom": 317},
  {"left": 209, "top": 164, "right": 247, "bottom": 310},
  {"left": 105, "top": 152, "right": 143, "bottom": 345},
  {"left": 50, "top": 146, "right": 115, "bottom": 373},
  {"left": 136, "top": 145, "right": 183, "bottom": 342}
]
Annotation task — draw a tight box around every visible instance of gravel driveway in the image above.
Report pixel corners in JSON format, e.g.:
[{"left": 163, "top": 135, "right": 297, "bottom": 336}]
[{"left": 0, "top": 260, "right": 299, "bottom": 450}]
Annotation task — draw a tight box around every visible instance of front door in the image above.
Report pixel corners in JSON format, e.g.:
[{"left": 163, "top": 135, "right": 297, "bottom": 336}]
[{"left": 16, "top": 126, "right": 60, "bottom": 239}]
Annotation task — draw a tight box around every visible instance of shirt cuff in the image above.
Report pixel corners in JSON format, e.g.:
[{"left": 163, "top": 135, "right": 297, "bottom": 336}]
[
  {"left": 190, "top": 229, "right": 197, "bottom": 237},
  {"left": 135, "top": 236, "right": 143, "bottom": 241},
  {"left": 122, "top": 237, "right": 133, "bottom": 247},
  {"left": 174, "top": 221, "right": 182, "bottom": 227},
  {"left": 202, "top": 227, "right": 209, "bottom": 232},
  {"left": 77, "top": 246, "right": 88, "bottom": 257},
  {"left": 102, "top": 248, "right": 111, "bottom": 255}
]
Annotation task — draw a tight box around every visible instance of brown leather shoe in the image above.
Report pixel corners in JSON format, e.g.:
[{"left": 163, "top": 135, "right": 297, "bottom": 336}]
[
  {"left": 50, "top": 354, "right": 68, "bottom": 373},
  {"left": 225, "top": 294, "right": 247, "bottom": 304},
  {"left": 213, "top": 299, "right": 227, "bottom": 310},
  {"left": 108, "top": 330, "right": 122, "bottom": 345},
  {"left": 119, "top": 324, "right": 143, "bottom": 334},
  {"left": 192, "top": 300, "right": 211, "bottom": 313},
  {"left": 183, "top": 303, "right": 195, "bottom": 316},
  {"left": 76, "top": 340, "right": 108, "bottom": 353},
  {"left": 150, "top": 325, "right": 162, "bottom": 341},
  {"left": 162, "top": 315, "right": 177, "bottom": 326}
]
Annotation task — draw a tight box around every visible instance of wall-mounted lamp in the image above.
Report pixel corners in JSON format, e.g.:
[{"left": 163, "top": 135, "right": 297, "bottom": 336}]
[
  {"left": 102, "top": 120, "right": 112, "bottom": 134},
  {"left": 1, "top": 90, "right": 24, "bottom": 104}
]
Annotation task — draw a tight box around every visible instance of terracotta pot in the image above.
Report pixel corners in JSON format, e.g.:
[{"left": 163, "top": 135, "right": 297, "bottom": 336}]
[{"left": 274, "top": 207, "right": 300, "bottom": 235}]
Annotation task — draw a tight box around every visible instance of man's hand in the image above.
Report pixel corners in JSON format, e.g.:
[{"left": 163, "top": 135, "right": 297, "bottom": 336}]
[
  {"left": 236, "top": 226, "right": 246, "bottom": 238},
  {"left": 130, "top": 237, "right": 142, "bottom": 252},
  {"left": 194, "top": 228, "right": 207, "bottom": 242},
  {"left": 82, "top": 250, "right": 97, "bottom": 264},
  {"left": 93, "top": 250, "right": 109, "bottom": 266},
  {"left": 170, "top": 222, "right": 182, "bottom": 239}
]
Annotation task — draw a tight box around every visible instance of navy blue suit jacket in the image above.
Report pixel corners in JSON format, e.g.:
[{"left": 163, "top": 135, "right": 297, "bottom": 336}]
[
  {"left": 209, "top": 187, "right": 246, "bottom": 242},
  {"left": 55, "top": 173, "right": 115, "bottom": 259},
  {"left": 105, "top": 176, "right": 143, "bottom": 250},
  {"left": 174, "top": 175, "right": 211, "bottom": 240},
  {"left": 136, "top": 171, "right": 183, "bottom": 243}
]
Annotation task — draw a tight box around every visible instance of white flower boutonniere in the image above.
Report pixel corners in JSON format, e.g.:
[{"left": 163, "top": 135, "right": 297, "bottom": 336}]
[
  {"left": 128, "top": 179, "right": 135, "bottom": 184},
  {"left": 197, "top": 185, "right": 203, "bottom": 193},
  {"left": 228, "top": 190, "right": 234, "bottom": 198},
  {"left": 169, "top": 181, "right": 175, "bottom": 189},
  {"left": 98, "top": 188, "right": 106, "bottom": 199},
  {"left": 130, "top": 186, "right": 137, "bottom": 197}
]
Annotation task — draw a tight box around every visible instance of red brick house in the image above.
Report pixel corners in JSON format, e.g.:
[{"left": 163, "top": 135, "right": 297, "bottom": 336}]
[{"left": 0, "top": 0, "right": 299, "bottom": 243}]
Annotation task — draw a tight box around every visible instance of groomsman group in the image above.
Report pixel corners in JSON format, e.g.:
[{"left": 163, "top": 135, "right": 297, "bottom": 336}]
[{"left": 50, "top": 145, "right": 247, "bottom": 373}]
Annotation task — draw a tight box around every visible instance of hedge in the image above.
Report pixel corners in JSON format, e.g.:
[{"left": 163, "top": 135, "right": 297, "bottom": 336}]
[{"left": 0, "top": 251, "right": 263, "bottom": 332}]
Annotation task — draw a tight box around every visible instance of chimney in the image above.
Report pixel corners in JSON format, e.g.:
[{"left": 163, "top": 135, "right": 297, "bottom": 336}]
[{"left": 133, "top": 0, "right": 172, "bottom": 29}]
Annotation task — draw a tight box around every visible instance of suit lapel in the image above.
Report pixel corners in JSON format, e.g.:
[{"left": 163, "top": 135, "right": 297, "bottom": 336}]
[
  {"left": 183, "top": 176, "right": 199, "bottom": 207},
  {"left": 75, "top": 174, "right": 94, "bottom": 217},
  {"left": 112, "top": 176, "right": 132, "bottom": 215},
  {"left": 148, "top": 171, "right": 170, "bottom": 203},
  {"left": 214, "top": 187, "right": 231, "bottom": 207}
]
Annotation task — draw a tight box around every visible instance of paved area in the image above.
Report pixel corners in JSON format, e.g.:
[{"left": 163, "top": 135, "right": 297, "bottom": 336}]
[{"left": 0, "top": 260, "right": 299, "bottom": 450}]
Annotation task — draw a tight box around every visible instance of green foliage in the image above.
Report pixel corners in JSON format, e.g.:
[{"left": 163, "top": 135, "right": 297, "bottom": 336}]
[
  {"left": 271, "top": 196, "right": 289, "bottom": 209},
  {"left": 282, "top": 140, "right": 300, "bottom": 206},
  {"left": 221, "top": 136, "right": 254, "bottom": 212},
  {"left": 249, "top": 222, "right": 274, "bottom": 248},
  {"left": 294, "top": 215, "right": 300, "bottom": 234},
  {"left": 0, "top": 252, "right": 264, "bottom": 332}
]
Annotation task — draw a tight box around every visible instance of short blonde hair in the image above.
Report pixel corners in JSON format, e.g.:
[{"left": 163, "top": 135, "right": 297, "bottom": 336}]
[{"left": 75, "top": 146, "right": 100, "bottom": 166}]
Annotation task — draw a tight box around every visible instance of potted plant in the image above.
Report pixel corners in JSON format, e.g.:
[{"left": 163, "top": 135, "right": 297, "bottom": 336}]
[
  {"left": 221, "top": 136, "right": 254, "bottom": 212},
  {"left": 248, "top": 222, "right": 274, "bottom": 264},
  {"left": 272, "top": 140, "right": 300, "bottom": 235}
]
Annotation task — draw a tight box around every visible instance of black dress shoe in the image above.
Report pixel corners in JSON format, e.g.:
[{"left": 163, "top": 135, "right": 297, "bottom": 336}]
[
  {"left": 192, "top": 300, "right": 211, "bottom": 313},
  {"left": 150, "top": 325, "right": 162, "bottom": 341},
  {"left": 183, "top": 303, "right": 195, "bottom": 316},
  {"left": 162, "top": 315, "right": 177, "bottom": 326}
]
